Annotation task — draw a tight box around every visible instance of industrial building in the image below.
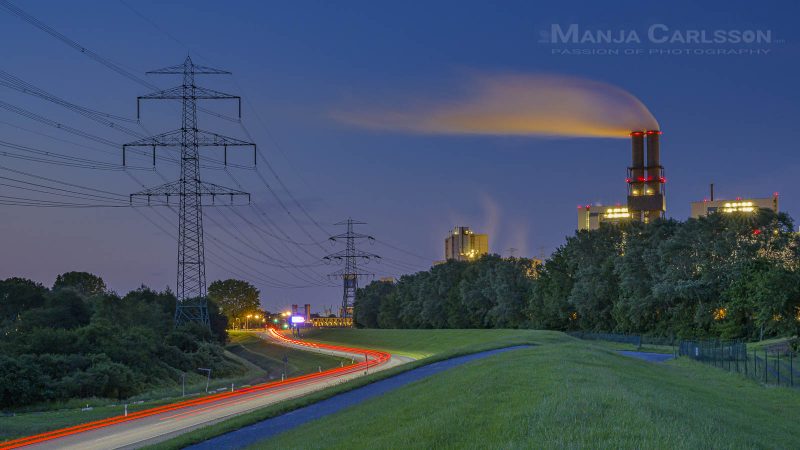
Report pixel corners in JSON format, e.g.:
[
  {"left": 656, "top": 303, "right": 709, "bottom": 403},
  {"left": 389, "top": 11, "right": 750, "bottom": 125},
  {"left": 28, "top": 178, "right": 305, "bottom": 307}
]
[
  {"left": 577, "top": 205, "right": 631, "bottom": 231},
  {"left": 445, "top": 226, "right": 489, "bottom": 261},
  {"left": 690, "top": 192, "right": 779, "bottom": 218},
  {"left": 627, "top": 130, "right": 666, "bottom": 223},
  {"left": 577, "top": 129, "right": 666, "bottom": 231}
]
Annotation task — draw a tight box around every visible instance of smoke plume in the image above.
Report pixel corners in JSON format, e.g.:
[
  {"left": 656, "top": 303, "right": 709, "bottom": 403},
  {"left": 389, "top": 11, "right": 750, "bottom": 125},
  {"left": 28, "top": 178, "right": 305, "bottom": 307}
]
[{"left": 334, "top": 73, "right": 658, "bottom": 138}]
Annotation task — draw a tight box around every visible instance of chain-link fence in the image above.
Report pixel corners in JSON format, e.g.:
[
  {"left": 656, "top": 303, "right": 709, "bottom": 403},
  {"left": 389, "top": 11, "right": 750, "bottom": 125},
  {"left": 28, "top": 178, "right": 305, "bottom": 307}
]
[
  {"left": 679, "top": 339, "right": 798, "bottom": 389},
  {"left": 569, "top": 332, "right": 798, "bottom": 388}
]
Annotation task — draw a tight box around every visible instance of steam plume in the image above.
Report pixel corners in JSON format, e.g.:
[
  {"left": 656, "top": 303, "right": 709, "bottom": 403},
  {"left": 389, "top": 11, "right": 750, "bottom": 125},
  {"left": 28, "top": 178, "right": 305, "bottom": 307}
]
[{"left": 334, "top": 73, "right": 658, "bottom": 138}]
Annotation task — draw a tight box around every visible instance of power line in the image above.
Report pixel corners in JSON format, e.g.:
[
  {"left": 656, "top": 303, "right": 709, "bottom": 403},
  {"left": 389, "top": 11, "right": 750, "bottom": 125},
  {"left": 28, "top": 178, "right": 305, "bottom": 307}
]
[
  {"left": 0, "top": 70, "right": 142, "bottom": 135},
  {"left": 0, "top": 0, "right": 239, "bottom": 124}
]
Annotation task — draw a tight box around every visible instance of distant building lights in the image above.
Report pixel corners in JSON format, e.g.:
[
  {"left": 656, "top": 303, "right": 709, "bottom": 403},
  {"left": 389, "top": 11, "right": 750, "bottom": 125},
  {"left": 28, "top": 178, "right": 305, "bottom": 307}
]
[{"left": 722, "top": 201, "right": 756, "bottom": 213}]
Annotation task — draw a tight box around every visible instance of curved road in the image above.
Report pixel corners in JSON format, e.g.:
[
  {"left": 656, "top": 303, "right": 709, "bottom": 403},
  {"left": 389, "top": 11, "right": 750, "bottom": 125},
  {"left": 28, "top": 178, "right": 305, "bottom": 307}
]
[{"left": 1, "top": 330, "right": 412, "bottom": 450}]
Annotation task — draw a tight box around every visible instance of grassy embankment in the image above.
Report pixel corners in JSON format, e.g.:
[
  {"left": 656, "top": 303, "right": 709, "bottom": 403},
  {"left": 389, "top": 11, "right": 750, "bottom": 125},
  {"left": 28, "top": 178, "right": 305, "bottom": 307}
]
[
  {"left": 147, "top": 329, "right": 566, "bottom": 449},
  {"left": 254, "top": 335, "right": 800, "bottom": 449},
  {"left": 0, "top": 331, "right": 342, "bottom": 441}
]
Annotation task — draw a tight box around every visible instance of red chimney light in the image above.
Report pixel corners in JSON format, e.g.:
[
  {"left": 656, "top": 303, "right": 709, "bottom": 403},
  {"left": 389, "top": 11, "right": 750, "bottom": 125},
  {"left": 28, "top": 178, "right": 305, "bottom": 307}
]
[{"left": 753, "top": 229, "right": 762, "bottom": 235}]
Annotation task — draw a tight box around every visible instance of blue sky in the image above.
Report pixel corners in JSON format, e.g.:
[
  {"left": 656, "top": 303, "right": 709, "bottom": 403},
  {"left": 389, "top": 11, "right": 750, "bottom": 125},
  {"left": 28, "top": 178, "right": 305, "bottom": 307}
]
[{"left": 1, "top": 0, "right": 798, "bottom": 312}]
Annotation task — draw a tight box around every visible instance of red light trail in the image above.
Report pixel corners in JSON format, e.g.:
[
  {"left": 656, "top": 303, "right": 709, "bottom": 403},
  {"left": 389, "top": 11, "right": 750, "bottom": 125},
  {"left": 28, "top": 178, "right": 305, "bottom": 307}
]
[{"left": 0, "top": 330, "right": 391, "bottom": 449}]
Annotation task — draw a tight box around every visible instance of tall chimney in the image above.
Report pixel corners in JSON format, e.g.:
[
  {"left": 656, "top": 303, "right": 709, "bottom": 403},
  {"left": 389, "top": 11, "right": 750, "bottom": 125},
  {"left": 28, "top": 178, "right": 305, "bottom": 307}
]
[
  {"left": 630, "top": 131, "right": 644, "bottom": 180},
  {"left": 710, "top": 183, "right": 714, "bottom": 201},
  {"left": 646, "top": 130, "right": 661, "bottom": 194}
]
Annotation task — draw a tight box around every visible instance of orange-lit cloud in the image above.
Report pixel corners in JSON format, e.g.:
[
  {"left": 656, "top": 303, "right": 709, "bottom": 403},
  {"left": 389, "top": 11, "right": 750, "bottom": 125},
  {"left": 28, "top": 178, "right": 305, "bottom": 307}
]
[{"left": 333, "top": 73, "right": 658, "bottom": 138}]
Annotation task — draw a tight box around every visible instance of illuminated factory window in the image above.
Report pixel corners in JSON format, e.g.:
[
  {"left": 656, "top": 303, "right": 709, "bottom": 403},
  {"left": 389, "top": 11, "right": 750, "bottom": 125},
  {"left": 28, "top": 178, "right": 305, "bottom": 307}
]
[
  {"left": 603, "top": 207, "right": 630, "bottom": 219},
  {"left": 690, "top": 194, "right": 778, "bottom": 219},
  {"left": 721, "top": 201, "right": 755, "bottom": 213},
  {"left": 578, "top": 204, "right": 631, "bottom": 231}
]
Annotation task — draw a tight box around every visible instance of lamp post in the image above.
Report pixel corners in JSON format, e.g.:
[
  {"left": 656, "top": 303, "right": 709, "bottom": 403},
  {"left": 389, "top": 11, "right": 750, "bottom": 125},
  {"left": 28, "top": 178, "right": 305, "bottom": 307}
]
[{"left": 246, "top": 314, "right": 252, "bottom": 330}]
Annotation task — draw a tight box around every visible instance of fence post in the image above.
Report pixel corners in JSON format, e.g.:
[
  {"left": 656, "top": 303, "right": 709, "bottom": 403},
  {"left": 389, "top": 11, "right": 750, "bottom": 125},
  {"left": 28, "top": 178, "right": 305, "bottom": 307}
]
[
  {"left": 713, "top": 341, "right": 717, "bottom": 367},
  {"left": 777, "top": 353, "right": 781, "bottom": 386},
  {"left": 790, "top": 351, "right": 794, "bottom": 388},
  {"left": 727, "top": 344, "right": 731, "bottom": 372},
  {"left": 754, "top": 348, "right": 758, "bottom": 382},
  {"left": 744, "top": 346, "right": 748, "bottom": 377},
  {"left": 764, "top": 349, "right": 768, "bottom": 384}
]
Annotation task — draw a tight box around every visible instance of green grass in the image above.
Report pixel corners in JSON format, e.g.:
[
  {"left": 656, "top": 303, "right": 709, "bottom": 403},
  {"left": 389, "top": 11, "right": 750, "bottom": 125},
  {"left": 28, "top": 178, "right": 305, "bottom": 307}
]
[
  {"left": 146, "top": 329, "right": 566, "bottom": 450},
  {"left": 255, "top": 340, "right": 800, "bottom": 449},
  {"left": 585, "top": 340, "right": 676, "bottom": 355},
  {"left": 747, "top": 335, "right": 797, "bottom": 352},
  {"left": 301, "top": 328, "right": 567, "bottom": 359},
  {"left": 226, "top": 331, "right": 349, "bottom": 378}
]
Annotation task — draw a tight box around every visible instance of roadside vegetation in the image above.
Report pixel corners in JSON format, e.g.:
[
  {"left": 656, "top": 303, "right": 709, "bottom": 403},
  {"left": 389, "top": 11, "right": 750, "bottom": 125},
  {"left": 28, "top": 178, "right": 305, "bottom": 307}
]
[
  {"left": 0, "top": 272, "right": 243, "bottom": 412},
  {"left": 0, "top": 273, "right": 341, "bottom": 441},
  {"left": 226, "top": 331, "right": 349, "bottom": 378}
]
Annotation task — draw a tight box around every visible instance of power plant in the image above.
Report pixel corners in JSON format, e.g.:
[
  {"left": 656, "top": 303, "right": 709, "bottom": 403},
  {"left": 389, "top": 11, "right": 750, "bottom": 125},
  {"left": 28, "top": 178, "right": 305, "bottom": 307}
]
[{"left": 578, "top": 129, "right": 666, "bottom": 231}]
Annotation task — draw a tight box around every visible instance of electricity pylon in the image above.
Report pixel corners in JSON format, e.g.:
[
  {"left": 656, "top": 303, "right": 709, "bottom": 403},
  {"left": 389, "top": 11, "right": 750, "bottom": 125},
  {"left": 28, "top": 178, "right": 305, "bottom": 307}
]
[
  {"left": 123, "top": 56, "right": 255, "bottom": 327},
  {"left": 323, "top": 219, "right": 380, "bottom": 324}
]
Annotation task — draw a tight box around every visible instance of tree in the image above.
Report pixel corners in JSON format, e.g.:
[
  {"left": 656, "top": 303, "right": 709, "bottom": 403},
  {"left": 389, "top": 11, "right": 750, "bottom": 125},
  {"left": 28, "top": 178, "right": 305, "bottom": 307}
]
[
  {"left": 208, "top": 279, "right": 260, "bottom": 324},
  {"left": 53, "top": 272, "right": 107, "bottom": 296},
  {"left": 0, "top": 277, "right": 47, "bottom": 324},
  {"left": 355, "top": 280, "right": 395, "bottom": 328}
]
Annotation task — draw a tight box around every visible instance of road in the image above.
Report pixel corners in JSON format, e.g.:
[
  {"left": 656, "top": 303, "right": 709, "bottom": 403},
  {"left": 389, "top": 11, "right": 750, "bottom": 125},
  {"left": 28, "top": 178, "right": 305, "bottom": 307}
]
[{"left": 1, "top": 330, "right": 411, "bottom": 450}]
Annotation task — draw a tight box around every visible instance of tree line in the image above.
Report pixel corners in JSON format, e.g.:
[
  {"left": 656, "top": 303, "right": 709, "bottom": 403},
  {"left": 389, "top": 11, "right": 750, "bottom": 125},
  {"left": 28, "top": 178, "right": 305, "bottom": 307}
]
[
  {"left": 355, "top": 210, "right": 800, "bottom": 341},
  {"left": 0, "top": 272, "right": 242, "bottom": 409}
]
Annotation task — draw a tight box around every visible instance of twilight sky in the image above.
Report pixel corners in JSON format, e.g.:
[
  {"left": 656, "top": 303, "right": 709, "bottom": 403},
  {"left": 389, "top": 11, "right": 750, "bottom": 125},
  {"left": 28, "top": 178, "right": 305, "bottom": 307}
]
[{"left": 1, "top": 0, "right": 798, "bottom": 313}]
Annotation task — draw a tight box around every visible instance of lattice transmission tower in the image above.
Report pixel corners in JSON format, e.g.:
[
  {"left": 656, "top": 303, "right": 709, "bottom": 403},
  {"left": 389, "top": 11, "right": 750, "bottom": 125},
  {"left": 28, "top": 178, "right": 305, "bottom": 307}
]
[
  {"left": 324, "top": 219, "right": 380, "bottom": 323},
  {"left": 123, "top": 56, "right": 255, "bottom": 327}
]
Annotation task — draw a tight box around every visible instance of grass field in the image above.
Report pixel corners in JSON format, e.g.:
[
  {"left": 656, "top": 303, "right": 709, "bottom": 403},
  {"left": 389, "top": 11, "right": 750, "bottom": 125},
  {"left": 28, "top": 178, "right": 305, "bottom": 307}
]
[
  {"left": 0, "top": 332, "right": 343, "bottom": 441},
  {"left": 254, "top": 339, "right": 800, "bottom": 449},
  {"left": 301, "top": 328, "right": 568, "bottom": 359}
]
